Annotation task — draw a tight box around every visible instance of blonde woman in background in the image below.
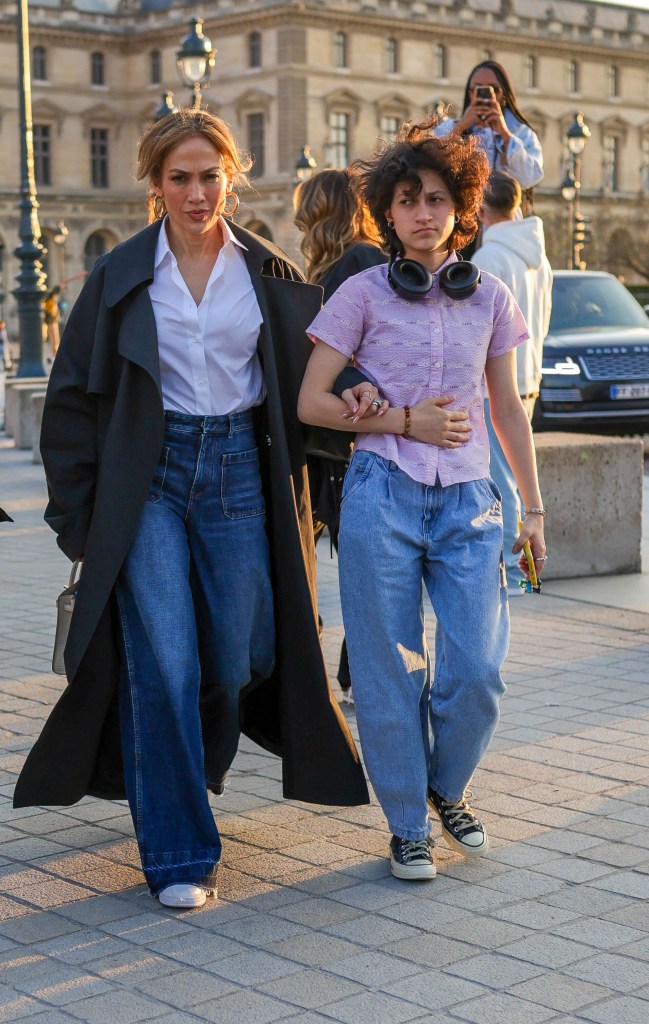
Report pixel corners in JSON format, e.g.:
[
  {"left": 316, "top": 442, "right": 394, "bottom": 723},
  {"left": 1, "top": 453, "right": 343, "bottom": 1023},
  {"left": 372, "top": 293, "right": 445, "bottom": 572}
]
[{"left": 294, "top": 169, "right": 387, "bottom": 696}]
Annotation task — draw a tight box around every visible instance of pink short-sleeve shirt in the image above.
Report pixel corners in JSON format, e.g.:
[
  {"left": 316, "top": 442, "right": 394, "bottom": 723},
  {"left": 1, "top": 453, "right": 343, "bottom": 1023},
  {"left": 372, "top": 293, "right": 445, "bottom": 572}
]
[{"left": 307, "top": 255, "right": 529, "bottom": 487}]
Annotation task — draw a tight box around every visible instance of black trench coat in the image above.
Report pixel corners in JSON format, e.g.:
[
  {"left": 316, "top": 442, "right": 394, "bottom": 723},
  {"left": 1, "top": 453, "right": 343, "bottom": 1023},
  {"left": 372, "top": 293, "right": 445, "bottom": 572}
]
[{"left": 14, "top": 220, "right": 369, "bottom": 810}]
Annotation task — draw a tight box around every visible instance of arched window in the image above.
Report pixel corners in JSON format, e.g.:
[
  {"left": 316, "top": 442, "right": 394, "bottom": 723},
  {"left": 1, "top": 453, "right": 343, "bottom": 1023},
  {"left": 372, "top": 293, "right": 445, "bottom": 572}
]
[
  {"left": 245, "top": 219, "right": 273, "bottom": 242},
  {"left": 32, "top": 45, "right": 47, "bottom": 82},
  {"left": 434, "top": 44, "right": 447, "bottom": 80},
  {"left": 249, "top": 31, "right": 262, "bottom": 68},
  {"left": 84, "top": 231, "right": 116, "bottom": 273},
  {"left": 333, "top": 32, "right": 347, "bottom": 69},
  {"left": 91, "top": 51, "right": 105, "bottom": 86},
  {"left": 386, "top": 38, "right": 398, "bottom": 75},
  {"left": 247, "top": 113, "right": 265, "bottom": 178},
  {"left": 150, "top": 50, "right": 161, "bottom": 85}
]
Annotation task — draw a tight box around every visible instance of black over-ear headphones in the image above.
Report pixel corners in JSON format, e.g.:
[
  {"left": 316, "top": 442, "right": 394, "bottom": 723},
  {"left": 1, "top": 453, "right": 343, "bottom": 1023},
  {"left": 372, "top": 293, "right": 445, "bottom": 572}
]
[{"left": 387, "top": 249, "right": 481, "bottom": 302}]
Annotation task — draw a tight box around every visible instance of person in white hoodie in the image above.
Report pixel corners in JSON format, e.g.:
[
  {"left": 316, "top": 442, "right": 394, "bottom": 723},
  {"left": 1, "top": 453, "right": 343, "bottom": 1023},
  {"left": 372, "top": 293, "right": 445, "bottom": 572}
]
[{"left": 473, "top": 170, "right": 552, "bottom": 585}]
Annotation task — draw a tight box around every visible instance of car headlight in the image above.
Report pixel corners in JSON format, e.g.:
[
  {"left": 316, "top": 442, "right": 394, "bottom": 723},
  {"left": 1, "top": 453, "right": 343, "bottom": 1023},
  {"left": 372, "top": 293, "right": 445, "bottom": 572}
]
[{"left": 541, "top": 355, "right": 581, "bottom": 376}]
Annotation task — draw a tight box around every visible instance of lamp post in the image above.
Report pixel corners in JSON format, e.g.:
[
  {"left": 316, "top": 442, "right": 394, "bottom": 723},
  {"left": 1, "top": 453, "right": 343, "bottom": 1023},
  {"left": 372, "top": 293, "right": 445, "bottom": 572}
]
[
  {"left": 154, "top": 91, "right": 178, "bottom": 122},
  {"left": 565, "top": 112, "right": 591, "bottom": 271},
  {"left": 14, "top": 0, "right": 47, "bottom": 377},
  {"left": 294, "top": 146, "right": 317, "bottom": 184},
  {"left": 560, "top": 170, "right": 577, "bottom": 270},
  {"left": 53, "top": 219, "right": 68, "bottom": 281},
  {"left": 176, "top": 18, "right": 216, "bottom": 110}
]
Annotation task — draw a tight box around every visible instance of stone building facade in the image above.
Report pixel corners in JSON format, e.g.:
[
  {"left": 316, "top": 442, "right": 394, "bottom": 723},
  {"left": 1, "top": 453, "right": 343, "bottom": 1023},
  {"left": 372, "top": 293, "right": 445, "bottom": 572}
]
[{"left": 1, "top": 0, "right": 648, "bottom": 328}]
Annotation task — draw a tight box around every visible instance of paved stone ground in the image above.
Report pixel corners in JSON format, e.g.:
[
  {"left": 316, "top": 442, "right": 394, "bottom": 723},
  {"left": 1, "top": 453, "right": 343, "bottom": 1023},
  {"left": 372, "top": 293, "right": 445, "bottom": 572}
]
[{"left": 2, "top": 437, "right": 649, "bottom": 1023}]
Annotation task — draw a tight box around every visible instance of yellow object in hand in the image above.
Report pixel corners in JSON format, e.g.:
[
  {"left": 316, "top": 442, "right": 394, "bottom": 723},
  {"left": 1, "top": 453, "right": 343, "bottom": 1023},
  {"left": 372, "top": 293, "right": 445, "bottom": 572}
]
[{"left": 517, "top": 518, "right": 539, "bottom": 592}]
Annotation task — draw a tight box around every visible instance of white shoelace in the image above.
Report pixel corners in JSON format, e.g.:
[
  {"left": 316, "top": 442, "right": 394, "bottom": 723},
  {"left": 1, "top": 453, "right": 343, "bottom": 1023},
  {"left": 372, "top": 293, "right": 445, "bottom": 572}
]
[{"left": 398, "top": 838, "right": 433, "bottom": 863}]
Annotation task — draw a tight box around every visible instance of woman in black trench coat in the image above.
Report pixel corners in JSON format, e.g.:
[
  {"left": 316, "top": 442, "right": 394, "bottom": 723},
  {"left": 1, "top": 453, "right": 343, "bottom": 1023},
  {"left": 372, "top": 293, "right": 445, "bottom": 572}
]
[{"left": 14, "top": 110, "right": 368, "bottom": 908}]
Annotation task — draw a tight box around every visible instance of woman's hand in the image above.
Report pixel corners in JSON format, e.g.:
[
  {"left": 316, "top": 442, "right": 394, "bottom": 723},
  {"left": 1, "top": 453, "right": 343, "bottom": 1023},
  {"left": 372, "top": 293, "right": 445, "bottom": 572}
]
[
  {"left": 340, "top": 382, "right": 389, "bottom": 423},
  {"left": 462, "top": 92, "right": 511, "bottom": 145},
  {"left": 512, "top": 514, "right": 546, "bottom": 579},
  {"left": 409, "top": 397, "right": 472, "bottom": 447}
]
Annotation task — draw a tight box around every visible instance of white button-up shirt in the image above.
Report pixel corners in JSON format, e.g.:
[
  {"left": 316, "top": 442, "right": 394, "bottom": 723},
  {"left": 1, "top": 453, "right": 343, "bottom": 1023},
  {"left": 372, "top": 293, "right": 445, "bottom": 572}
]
[{"left": 149, "top": 218, "right": 264, "bottom": 415}]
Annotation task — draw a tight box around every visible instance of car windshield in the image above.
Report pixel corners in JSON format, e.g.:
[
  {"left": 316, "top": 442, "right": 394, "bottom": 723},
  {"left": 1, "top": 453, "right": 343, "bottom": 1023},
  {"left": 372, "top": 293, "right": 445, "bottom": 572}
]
[{"left": 549, "top": 276, "right": 649, "bottom": 334}]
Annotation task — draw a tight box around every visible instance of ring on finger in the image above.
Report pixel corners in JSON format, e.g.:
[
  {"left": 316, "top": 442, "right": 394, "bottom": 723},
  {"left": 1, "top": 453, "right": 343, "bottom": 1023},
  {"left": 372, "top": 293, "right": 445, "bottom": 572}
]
[{"left": 371, "top": 398, "right": 382, "bottom": 408}]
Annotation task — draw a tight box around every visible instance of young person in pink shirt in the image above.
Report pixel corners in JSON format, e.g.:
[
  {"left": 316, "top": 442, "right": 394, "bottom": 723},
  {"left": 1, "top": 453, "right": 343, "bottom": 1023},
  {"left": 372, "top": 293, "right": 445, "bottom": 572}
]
[{"left": 298, "top": 117, "right": 546, "bottom": 880}]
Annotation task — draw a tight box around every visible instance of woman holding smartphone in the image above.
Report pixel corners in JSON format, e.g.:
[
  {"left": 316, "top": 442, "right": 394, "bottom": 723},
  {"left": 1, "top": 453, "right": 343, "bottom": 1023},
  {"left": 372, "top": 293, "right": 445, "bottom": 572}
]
[{"left": 436, "top": 61, "right": 543, "bottom": 192}]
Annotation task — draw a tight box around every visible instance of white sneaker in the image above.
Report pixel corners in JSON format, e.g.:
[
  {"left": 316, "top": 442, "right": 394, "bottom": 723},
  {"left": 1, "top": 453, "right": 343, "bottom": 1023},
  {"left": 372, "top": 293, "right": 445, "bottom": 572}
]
[{"left": 158, "top": 884, "right": 214, "bottom": 908}]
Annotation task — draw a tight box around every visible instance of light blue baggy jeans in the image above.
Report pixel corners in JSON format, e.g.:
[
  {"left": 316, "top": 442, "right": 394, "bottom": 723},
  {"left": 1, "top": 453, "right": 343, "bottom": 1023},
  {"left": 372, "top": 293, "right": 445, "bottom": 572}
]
[
  {"left": 116, "top": 410, "right": 275, "bottom": 895},
  {"left": 338, "top": 451, "right": 510, "bottom": 841}
]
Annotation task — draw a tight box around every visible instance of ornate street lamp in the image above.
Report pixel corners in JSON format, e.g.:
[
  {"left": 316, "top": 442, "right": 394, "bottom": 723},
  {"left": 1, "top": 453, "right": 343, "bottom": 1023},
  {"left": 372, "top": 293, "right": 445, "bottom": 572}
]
[
  {"left": 14, "top": 0, "right": 47, "bottom": 377},
  {"left": 294, "top": 145, "right": 317, "bottom": 184},
  {"left": 565, "top": 113, "right": 591, "bottom": 271},
  {"left": 560, "top": 170, "right": 577, "bottom": 269},
  {"left": 154, "top": 91, "right": 178, "bottom": 122},
  {"left": 176, "top": 18, "right": 216, "bottom": 110}
]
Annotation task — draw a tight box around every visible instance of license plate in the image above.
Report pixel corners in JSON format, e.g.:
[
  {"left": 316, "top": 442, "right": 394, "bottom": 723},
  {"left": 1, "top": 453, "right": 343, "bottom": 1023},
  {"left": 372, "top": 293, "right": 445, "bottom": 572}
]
[{"left": 610, "top": 383, "right": 649, "bottom": 400}]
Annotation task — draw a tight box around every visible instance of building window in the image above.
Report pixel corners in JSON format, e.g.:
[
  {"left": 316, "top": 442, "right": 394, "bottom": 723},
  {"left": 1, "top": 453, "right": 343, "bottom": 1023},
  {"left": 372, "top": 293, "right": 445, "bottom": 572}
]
[
  {"left": 84, "top": 232, "right": 107, "bottom": 273},
  {"left": 603, "top": 134, "right": 618, "bottom": 191},
  {"left": 641, "top": 137, "right": 649, "bottom": 193},
  {"left": 333, "top": 32, "right": 347, "bottom": 68},
  {"left": 329, "top": 111, "right": 350, "bottom": 168},
  {"left": 386, "top": 38, "right": 398, "bottom": 75},
  {"left": 91, "top": 51, "right": 105, "bottom": 86},
  {"left": 33, "top": 124, "right": 51, "bottom": 186},
  {"left": 32, "top": 45, "right": 47, "bottom": 82},
  {"left": 525, "top": 54, "right": 537, "bottom": 88},
  {"left": 247, "top": 112, "right": 265, "bottom": 178},
  {"left": 567, "top": 59, "right": 579, "bottom": 94},
  {"left": 434, "top": 43, "right": 446, "bottom": 80},
  {"left": 608, "top": 64, "right": 619, "bottom": 98},
  {"left": 380, "top": 115, "right": 399, "bottom": 141},
  {"left": 150, "top": 50, "right": 161, "bottom": 85},
  {"left": 90, "top": 128, "right": 109, "bottom": 188},
  {"left": 249, "top": 31, "right": 262, "bottom": 68}
]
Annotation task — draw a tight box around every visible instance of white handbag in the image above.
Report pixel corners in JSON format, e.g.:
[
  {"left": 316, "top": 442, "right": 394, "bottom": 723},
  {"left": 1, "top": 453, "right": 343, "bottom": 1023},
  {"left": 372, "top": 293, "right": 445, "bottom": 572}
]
[{"left": 52, "top": 560, "right": 81, "bottom": 675}]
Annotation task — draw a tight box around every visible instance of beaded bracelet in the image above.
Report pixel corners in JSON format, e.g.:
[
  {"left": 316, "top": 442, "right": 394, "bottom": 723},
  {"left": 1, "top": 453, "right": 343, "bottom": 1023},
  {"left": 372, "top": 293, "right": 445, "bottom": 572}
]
[
  {"left": 525, "top": 507, "right": 546, "bottom": 517},
  {"left": 403, "top": 406, "right": 411, "bottom": 437}
]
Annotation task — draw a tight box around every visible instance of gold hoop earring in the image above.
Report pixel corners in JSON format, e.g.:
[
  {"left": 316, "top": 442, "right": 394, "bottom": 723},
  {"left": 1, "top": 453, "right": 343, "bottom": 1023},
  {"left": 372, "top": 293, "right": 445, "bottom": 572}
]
[
  {"left": 223, "top": 192, "right": 240, "bottom": 218},
  {"left": 151, "top": 193, "right": 166, "bottom": 220}
]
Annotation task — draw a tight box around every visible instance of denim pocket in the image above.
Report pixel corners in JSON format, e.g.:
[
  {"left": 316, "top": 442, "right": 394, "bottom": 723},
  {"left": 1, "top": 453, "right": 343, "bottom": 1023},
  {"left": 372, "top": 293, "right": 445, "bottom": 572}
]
[
  {"left": 148, "top": 446, "right": 170, "bottom": 504},
  {"left": 221, "top": 447, "right": 266, "bottom": 519},
  {"left": 341, "top": 450, "right": 375, "bottom": 505}
]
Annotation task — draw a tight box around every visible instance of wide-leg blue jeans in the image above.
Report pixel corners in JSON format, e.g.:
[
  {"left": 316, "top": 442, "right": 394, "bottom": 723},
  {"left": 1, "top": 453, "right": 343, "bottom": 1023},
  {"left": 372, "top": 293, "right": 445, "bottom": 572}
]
[
  {"left": 338, "top": 451, "right": 509, "bottom": 842},
  {"left": 115, "top": 410, "right": 275, "bottom": 895}
]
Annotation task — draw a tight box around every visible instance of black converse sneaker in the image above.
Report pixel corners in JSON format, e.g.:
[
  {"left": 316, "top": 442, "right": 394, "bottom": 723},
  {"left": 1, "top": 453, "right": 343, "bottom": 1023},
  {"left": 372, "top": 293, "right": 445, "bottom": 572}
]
[
  {"left": 389, "top": 835, "right": 436, "bottom": 880},
  {"left": 427, "top": 788, "right": 489, "bottom": 857}
]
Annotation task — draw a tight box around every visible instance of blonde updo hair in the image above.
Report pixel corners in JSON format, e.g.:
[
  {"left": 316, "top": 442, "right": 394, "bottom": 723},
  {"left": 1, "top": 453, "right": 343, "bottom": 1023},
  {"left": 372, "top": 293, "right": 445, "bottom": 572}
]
[
  {"left": 136, "top": 109, "right": 252, "bottom": 223},
  {"left": 293, "top": 168, "right": 383, "bottom": 285}
]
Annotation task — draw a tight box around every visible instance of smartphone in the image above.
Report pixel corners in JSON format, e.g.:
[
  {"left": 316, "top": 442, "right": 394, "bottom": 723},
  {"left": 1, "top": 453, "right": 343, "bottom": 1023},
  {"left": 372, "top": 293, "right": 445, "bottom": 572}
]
[{"left": 475, "top": 85, "right": 495, "bottom": 100}]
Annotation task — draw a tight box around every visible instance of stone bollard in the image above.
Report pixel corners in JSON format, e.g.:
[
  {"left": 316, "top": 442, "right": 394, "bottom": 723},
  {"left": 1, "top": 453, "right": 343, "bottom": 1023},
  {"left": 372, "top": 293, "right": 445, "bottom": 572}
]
[
  {"left": 14, "top": 385, "right": 48, "bottom": 450},
  {"left": 534, "top": 432, "right": 644, "bottom": 579},
  {"left": 4, "top": 377, "right": 48, "bottom": 437},
  {"left": 31, "top": 393, "right": 47, "bottom": 465}
]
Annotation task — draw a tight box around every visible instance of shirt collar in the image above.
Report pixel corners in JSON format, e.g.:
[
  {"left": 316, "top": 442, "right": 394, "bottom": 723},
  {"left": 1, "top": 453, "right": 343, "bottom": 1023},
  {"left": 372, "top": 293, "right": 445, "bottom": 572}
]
[{"left": 153, "top": 215, "right": 248, "bottom": 270}]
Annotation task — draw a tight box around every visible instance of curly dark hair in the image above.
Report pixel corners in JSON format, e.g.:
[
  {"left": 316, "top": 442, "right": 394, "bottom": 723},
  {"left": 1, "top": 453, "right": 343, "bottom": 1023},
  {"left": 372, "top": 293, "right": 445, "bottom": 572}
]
[{"left": 352, "top": 114, "right": 490, "bottom": 254}]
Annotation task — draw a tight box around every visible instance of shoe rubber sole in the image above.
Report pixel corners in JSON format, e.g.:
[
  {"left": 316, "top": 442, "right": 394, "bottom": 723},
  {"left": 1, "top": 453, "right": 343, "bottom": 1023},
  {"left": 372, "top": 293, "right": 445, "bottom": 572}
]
[
  {"left": 390, "top": 856, "right": 437, "bottom": 880},
  {"left": 428, "top": 800, "right": 489, "bottom": 858}
]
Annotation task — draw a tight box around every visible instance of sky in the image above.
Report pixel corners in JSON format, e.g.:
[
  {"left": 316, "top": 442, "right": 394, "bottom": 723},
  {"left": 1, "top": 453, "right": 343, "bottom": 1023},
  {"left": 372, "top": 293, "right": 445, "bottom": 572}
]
[{"left": 594, "top": 0, "right": 648, "bottom": 7}]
